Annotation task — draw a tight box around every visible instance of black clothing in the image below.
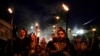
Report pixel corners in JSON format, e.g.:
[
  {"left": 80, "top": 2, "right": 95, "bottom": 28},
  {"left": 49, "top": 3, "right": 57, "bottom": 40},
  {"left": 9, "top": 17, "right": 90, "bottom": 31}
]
[{"left": 13, "top": 37, "right": 29, "bottom": 56}]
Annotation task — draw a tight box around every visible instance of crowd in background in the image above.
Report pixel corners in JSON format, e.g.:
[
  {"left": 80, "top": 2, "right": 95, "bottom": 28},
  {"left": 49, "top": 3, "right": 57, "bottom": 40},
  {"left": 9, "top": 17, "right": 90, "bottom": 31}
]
[{"left": 0, "top": 27, "right": 100, "bottom": 56}]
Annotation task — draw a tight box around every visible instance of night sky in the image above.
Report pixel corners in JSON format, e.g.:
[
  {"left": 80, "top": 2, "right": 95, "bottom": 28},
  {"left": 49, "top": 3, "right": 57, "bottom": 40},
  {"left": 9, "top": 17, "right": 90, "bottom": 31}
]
[{"left": 0, "top": 0, "right": 100, "bottom": 30}]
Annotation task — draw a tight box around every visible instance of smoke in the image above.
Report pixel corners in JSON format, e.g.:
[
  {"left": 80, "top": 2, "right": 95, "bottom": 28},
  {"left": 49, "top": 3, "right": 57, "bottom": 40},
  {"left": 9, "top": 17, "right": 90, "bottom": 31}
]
[{"left": 14, "top": 1, "right": 66, "bottom": 42}]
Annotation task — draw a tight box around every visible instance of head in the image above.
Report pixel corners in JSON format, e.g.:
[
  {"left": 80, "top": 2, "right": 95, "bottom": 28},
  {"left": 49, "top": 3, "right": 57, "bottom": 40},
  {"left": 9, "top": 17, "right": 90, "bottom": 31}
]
[
  {"left": 51, "top": 33, "right": 56, "bottom": 40},
  {"left": 75, "top": 35, "right": 81, "bottom": 42},
  {"left": 31, "top": 33, "right": 36, "bottom": 41},
  {"left": 19, "top": 28, "right": 27, "bottom": 37},
  {"left": 57, "top": 29, "right": 66, "bottom": 39},
  {"left": 41, "top": 38, "right": 46, "bottom": 43},
  {"left": 35, "top": 45, "right": 41, "bottom": 53}
]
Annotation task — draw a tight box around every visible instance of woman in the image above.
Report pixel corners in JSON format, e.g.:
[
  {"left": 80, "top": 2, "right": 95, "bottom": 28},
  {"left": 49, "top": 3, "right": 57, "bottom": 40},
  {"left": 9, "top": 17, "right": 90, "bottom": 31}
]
[
  {"left": 40, "top": 38, "right": 47, "bottom": 50},
  {"left": 40, "top": 38, "right": 47, "bottom": 56},
  {"left": 29, "top": 32, "right": 37, "bottom": 56}
]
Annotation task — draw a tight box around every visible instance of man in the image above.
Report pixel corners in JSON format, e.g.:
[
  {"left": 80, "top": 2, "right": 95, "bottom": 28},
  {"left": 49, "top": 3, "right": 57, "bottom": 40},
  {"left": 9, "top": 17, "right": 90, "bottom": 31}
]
[
  {"left": 46, "top": 33, "right": 58, "bottom": 56},
  {"left": 13, "top": 28, "right": 29, "bottom": 56}
]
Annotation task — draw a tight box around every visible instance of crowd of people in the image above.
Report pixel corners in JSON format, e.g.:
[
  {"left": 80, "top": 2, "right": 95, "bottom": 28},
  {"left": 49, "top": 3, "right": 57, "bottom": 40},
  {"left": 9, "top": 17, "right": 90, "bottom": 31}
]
[{"left": 0, "top": 27, "right": 100, "bottom": 56}]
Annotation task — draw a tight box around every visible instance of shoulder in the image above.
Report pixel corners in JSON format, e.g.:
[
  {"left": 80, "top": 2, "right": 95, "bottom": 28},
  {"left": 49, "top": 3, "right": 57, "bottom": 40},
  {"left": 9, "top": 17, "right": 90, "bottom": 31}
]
[{"left": 47, "top": 41, "right": 53, "bottom": 46}]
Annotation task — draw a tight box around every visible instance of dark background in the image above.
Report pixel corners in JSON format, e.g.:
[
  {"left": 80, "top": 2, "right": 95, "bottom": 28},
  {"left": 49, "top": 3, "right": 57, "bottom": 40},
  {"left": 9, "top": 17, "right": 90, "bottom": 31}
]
[{"left": 0, "top": 0, "right": 100, "bottom": 29}]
